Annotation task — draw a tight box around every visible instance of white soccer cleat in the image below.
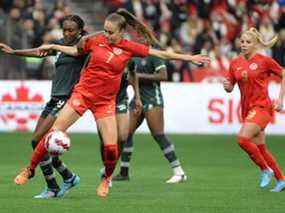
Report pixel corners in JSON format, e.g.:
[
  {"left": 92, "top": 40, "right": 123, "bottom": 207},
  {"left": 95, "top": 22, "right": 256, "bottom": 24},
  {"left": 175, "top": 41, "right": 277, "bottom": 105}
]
[
  {"left": 33, "top": 187, "right": 58, "bottom": 199},
  {"left": 166, "top": 174, "right": 187, "bottom": 184}
]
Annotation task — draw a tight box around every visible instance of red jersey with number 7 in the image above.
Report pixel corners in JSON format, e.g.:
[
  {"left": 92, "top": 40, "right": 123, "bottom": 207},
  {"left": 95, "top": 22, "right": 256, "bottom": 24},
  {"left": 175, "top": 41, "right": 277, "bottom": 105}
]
[
  {"left": 227, "top": 53, "right": 283, "bottom": 119},
  {"left": 73, "top": 34, "right": 149, "bottom": 101}
]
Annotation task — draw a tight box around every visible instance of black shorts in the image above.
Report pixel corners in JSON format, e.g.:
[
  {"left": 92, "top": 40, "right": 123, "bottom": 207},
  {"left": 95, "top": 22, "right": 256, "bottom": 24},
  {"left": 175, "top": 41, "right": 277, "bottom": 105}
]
[
  {"left": 40, "top": 96, "right": 69, "bottom": 118},
  {"left": 116, "top": 99, "right": 128, "bottom": 114}
]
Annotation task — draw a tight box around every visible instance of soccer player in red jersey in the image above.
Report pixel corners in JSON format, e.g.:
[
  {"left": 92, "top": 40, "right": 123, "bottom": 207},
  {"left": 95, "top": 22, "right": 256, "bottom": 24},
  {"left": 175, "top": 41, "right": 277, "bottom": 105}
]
[
  {"left": 14, "top": 9, "right": 210, "bottom": 198},
  {"left": 223, "top": 28, "right": 285, "bottom": 192}
]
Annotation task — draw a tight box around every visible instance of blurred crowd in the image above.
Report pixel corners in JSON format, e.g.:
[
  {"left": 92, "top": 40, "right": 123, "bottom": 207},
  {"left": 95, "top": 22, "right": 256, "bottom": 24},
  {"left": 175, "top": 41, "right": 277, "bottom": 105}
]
[
  {"left": 0, "top": 0, "right": 72, "bottom": 79},
  {"left": 106, "top": 0, "right": 285, "bottom": 82},
  {"left": 0, "top": 0, "right": 285, "bottom": 82}
]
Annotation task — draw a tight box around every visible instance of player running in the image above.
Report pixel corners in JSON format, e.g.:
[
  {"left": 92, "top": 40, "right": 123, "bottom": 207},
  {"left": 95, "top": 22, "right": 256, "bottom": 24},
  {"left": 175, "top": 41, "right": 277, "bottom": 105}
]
[{"left": 223, "top": 28, "right": 285, "bottom": 192}]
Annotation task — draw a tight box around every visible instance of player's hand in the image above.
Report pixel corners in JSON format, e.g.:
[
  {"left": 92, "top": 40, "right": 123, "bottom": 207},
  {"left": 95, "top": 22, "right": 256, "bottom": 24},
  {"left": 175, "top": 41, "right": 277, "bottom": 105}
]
[
  {"left": 37, "top": 49, "right": 49, "bottom": 57},
  {"left": 273, "top": 98, "right": 283, "bottom": 112},
  {"left": 38, "top": 44, "right": 55, "bottom": 56},
  {"left": 188, "top": 54, "right": 211, "bottom": 66},
  {"left": 223, "top": 78, "right": 233, "bottom": 92},
  {"left": 134, "top": 97, "right": 142, "bottom": 115},
  {"left": 0, "top": 43, "right": 14, "bottom": 54}
]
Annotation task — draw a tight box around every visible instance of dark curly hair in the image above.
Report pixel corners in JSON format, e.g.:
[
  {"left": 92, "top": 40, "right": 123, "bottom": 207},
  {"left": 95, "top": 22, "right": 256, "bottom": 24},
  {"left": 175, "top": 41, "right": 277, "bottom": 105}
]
[{"left": 63, "top": 15, "right": 87, "bottom": 35}]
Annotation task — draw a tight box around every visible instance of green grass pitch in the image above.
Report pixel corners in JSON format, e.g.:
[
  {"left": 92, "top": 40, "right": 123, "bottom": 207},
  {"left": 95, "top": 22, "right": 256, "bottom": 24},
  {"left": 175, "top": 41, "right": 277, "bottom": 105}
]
[{"left": 0, "top": 133, "right": 285, "bottom": 213}]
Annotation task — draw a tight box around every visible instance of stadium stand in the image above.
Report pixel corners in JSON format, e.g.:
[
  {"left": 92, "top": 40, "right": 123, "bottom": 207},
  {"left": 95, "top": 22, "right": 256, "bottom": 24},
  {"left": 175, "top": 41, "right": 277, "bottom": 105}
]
[{"left": 0, "top": 0, "right": 284, "bottom": 82}]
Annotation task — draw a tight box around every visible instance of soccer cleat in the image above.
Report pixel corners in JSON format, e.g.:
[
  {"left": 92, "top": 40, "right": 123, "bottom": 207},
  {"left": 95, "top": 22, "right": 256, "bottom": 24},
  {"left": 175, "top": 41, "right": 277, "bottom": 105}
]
[
  {"left": 166, "top": 174, "right": 187, "bottom": 184},
  {"left": 112, "top": 173, "right": 130, "bottom": 181},
  {"left": 260, "top": 168, "right": 274, "bottom": 188},
  {"left": 96, "top": 178, "right": 110, "bottom": 198},
  {"left": 14, "top": 167, "right": 34, "bottom": 185},
  {"left": 270, "top": 180, "right": 285, "bottom": 192},
  {"left": 99, "top": 168, "right": 112, "bottom": 187},
  {"left": 33, "top": 187, "right": 58, "bottom": 199},
  {"left": 57, "top": 174, "right": 80, "bottom": 197}
]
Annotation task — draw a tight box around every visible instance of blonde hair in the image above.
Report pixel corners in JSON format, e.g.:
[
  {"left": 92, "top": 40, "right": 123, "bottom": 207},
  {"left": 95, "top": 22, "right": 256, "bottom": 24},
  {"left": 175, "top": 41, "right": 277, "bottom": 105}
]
[{"left": 244, "top": 27, "right": 278, "bottom": 48}]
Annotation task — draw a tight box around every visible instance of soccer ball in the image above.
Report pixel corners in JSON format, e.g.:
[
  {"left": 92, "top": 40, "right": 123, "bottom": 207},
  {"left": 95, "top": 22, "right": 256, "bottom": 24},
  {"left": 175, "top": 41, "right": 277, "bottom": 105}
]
[{"left": 45, "top": 130, "right": 70, "bottom": 156}]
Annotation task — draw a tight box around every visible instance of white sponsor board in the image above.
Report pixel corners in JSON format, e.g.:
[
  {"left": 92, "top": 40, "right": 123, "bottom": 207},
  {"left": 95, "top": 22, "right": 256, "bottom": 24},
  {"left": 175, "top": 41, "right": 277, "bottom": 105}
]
[{"left": 0, "top": 81, "right": 284, "bottom": 134}]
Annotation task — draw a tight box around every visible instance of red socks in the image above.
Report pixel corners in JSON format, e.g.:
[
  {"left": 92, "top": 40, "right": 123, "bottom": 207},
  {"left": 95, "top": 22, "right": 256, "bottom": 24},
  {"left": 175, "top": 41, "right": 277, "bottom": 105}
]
[
  {"left": 257, "top": 144, "right": 285, "bottom": 180},
  {"left": 103, "top": 144, "right": 119, "bottom": 178},
  {"left": 237, "top": 136, "right": 268, "bottom": 170},
  {"left": 28, "top": 129, "right": 55, "bottom": 170},
  {"left": 237, "top": 136, "right": 285, "bottom": 180},
  {"left": 29, "top": 137, "right": 47, "bottom": 170}
]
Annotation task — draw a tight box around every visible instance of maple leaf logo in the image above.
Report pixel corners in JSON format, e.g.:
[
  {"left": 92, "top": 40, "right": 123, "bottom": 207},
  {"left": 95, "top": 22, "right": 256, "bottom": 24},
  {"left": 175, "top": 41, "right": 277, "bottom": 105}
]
[{"left": 0, "top": 83, "right": 45, "bottom": 131}]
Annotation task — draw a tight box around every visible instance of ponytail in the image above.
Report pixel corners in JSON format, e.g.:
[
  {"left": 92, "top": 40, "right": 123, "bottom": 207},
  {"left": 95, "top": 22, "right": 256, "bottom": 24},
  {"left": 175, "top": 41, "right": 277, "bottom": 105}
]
[
  {"left": 106, "top": 8, "right": 161, "bottom": 47},
  {"left": 246, "top": 27, "right": 278, "bottom": 48}
]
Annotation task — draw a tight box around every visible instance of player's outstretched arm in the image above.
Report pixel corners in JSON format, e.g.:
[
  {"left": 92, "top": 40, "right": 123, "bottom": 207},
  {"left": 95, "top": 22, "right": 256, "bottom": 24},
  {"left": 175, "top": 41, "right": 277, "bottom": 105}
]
[
  {"left": 0, "top": 43, "right": 51, "bottom": 57},
  {"left": 38, "top": 31, "right": 103, "bottom": 56},
  {"left": 39, "top": 44, "right": 78, "bottom": 56},
  {"left": 148, "top": 48, "right": 210, "bottom": 65}
]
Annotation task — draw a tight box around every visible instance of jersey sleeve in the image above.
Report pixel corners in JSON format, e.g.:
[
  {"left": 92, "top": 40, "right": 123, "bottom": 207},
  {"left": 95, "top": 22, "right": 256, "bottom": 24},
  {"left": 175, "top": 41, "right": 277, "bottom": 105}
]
[
  {"left": 266, "top": 57, "right": 283, "bottom": 78},
  {"left": 119, "top": 40, "right": 149, "bottom": 57},
  {"left": 82, "top": 37, "right": 94, "bottom": 54},
  {"left": 81, "top": 35, "right": 102, "bottom": 54},
  {"left": 152, "top": 57, "right": 166, "bottom": 73},
  {"left": 227, "top": 61, "right": 236, "bottom": 85}
]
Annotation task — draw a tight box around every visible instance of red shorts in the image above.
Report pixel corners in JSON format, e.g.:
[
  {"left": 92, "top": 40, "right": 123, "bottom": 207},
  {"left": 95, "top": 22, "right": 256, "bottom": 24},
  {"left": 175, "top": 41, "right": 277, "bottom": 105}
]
[
  {"left": 244, "top": 107, "right": 273, "bottom": 130},
  {"left": 67, "top": 91, "right": 115, "bottom": 120}
]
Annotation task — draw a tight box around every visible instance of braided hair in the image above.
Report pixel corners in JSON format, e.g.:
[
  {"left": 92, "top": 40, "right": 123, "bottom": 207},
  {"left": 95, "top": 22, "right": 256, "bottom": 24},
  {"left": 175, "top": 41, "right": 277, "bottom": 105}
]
[{"left": 63, "top": 14, "right": 87, "bottom": 36}]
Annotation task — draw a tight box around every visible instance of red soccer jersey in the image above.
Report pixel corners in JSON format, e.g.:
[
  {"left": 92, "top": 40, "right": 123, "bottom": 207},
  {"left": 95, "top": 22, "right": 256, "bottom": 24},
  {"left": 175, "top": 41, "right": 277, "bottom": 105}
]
[
  {"left": 227, "top": 53, "right": 283, "bottom": 119},
  {"left": 73, "top": 34, "right": 149, "bottom": 101}
]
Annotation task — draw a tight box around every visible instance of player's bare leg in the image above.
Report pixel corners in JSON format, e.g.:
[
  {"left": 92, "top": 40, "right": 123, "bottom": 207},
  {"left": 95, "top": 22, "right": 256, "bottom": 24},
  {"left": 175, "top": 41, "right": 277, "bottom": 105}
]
[{"left": 145, "top": 107, "right": 186, "bottom": 183}]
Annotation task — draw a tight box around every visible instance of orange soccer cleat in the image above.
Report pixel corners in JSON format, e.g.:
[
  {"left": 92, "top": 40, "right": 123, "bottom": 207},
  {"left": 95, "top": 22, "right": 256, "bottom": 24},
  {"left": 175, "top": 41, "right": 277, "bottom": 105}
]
[
  {"left": 14, "top": 167, "right": 34, "bottom": 185},
  {"left": 96, "top": 178, "right": 111, "bottom": 198}
]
